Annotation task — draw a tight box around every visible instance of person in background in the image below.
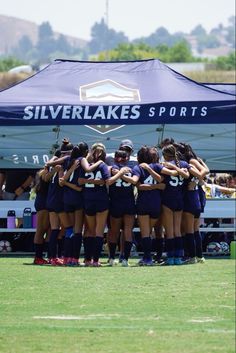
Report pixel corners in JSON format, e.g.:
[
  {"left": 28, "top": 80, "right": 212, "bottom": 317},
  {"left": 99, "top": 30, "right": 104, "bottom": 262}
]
[{"left": 1, "top": 169, "right": 36, "bottom": 201}]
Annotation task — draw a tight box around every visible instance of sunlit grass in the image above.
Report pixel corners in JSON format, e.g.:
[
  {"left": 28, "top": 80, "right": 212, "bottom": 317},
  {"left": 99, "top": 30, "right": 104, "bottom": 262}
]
[{"left": 0, "top": 257, "right": 235, "bottom": 353}]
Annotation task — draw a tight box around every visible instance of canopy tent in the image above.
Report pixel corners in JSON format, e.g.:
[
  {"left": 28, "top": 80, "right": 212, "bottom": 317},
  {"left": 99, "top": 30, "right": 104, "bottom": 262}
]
[{"left": 0, "top": 59, "right": 235, "bottom": 170}]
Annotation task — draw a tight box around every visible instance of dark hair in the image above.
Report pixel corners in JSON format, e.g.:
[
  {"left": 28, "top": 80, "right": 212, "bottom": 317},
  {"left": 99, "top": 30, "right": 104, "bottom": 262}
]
[
  {"left": 60, "top": 137, "right": 73, "bottom": 152},
  {"left": 114, "top": 150, "right": 129, "bottom": 164},
  {"left": 137, "top": 146, "right": 153, "bottom": 164},
  {"left": 159, "top": 137, "right": 175, "bottom": 149},
  {"left": 162, "top": 144, "right": 180, "bottom": 167},
  {"left": 67, "top": 142, "right": 89, "bottom": 169},
  {"left": 175, "top": 142, "right": 198, "bottom": 162}
]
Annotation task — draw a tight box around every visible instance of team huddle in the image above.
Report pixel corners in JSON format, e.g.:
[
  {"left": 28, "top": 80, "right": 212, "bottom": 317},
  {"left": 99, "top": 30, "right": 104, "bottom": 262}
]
[{"left": 33, "top": 137, "right": 209, "bottom": 267}]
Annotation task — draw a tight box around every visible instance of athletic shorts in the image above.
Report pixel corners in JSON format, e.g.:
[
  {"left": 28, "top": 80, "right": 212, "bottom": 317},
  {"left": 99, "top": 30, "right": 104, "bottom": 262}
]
[
  {"left": 84, "top": 198, "right": 109, "bottom": 216},
  {"left": 110, "top": 199, "right": 136, "bottom": 218}
]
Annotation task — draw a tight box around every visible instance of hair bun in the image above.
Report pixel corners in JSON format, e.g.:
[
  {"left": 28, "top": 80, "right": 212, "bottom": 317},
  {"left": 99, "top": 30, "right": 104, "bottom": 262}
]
[{"left": 62, "top": 137, "right": 70, "bottom": 145}]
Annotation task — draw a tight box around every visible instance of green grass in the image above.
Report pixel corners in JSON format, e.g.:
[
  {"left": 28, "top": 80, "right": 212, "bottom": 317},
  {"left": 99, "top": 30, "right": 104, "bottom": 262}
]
[{"left": 0, "top": 257, "right": 235, "bottom": 353}]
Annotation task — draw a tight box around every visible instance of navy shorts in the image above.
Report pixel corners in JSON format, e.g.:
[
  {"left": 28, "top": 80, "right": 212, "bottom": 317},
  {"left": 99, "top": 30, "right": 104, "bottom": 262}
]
[
  {"left": 84, "top": 198, "right": 109, "bottom": 216},
  {"left": 110, "top": 199, "right": 136, "bottom": 218},
  {"left": 162, "top": 197, "right": 183, "bottom": 212}
]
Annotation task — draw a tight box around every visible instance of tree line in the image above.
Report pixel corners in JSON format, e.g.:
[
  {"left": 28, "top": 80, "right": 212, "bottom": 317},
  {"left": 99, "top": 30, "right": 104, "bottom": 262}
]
[{"left": 0, "top": 16, "right": 235, "bottom": 71}]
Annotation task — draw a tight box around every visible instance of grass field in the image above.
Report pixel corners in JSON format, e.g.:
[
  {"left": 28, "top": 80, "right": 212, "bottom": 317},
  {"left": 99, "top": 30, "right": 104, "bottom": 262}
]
[{"left": 0, "top": 257, "right": 235, "bottom": 353}]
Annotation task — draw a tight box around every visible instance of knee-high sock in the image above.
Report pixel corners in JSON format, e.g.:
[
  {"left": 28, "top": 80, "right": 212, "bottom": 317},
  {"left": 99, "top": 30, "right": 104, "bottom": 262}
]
[
  {"left": 124, "top": 241, "right": 133, "bottom": 260},
  {"left": 72, "top": 233, "right": 83, "bottom": 259},
  {"left": 49, "top": 229, "right": 60, "bottom": 258},
  {"left": 34, "top": 243, "right": 44, "bottom": 258},
  {"left": 93, "top": 237, "right": 104, "bottom": 262},
  {"left": 194, "top": 231, "right": 203, "bottom": 258},
  {"left": 185, "top": 233, "right": 196, "bottom": 258},
  {"left": 83, "top": 237, "right": 94, "bottom": 261},
  {"left": 174, "top": 237, "right": 184, "bottom": 258},
  {"left": 142, "top": 237, "right": 152, "bottom": 260},
  {"left": 108, "top": 242, "right": 117, "bottom": 259},
  {"left": 57, "top": 238, "right": 64, "bottom": 258},
  {"left": 166, "top": 238, "right": 175, "bottom": 258}
]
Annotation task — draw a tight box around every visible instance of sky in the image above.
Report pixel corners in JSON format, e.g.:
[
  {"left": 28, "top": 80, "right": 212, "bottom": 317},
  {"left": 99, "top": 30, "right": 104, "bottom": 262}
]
[{"left": 1, "top": 0, "right": 235, "bottom": 40}]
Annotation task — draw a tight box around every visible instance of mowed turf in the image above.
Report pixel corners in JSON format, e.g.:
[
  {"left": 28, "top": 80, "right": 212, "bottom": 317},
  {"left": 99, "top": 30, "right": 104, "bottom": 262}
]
[{"left": 0, "top": 257, "right": 235, "bottom": 353}]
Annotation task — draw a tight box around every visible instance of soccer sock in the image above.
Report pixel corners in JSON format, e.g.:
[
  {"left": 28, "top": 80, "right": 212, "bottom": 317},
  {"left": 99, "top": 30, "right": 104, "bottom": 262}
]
[
  {"left": 194, "top": 231, "right": 203, "bottom": 258},
  {"left": 142, "top": 236, "right": 152, "bottom": 261},
  {"left": 152, "top": 238, "right": 157, "bottom": 252},
  {"left": 183, "top": 234, "right": 189, "bottom": 257},
  {"left": 185, "top": 233, "right": 196, "bottom": 258},
  {"left": 156, "top": 238, "right": 164, "bottom": 260},
  {"left": 166, "top": 238, "right": 175, "bottom": 258},
  {"left": 34, "top": 243, "right": 44, "bottom": 258},
  {"left": 44, "top": 241, "right": 50, "bottom": 258},
  {"left": 83, "top": 236, "right": 94, "bottom": 261},
  {"left": 108, "top": 242, "right": 117, "bottom": 259},
  {"left": 49, "top": 229, "right": 60, "bottom": 258},
  {"left": 64, "top": 227, "right": 74, "bottom": 258},
  {"left": 72, "top": 233, "right": 83, "bottom": 259},
  {"left": 57, "top": 238, "right": 64, "bottom": 258},
  {"left": 124, "top": 241, "right": 133, "bottom": 260},
  {"left": 174, "top": 237, "right": 184, "bottom": 258},
  {"left": 93, "top": 236, "right": 104, "bottom": 262}
]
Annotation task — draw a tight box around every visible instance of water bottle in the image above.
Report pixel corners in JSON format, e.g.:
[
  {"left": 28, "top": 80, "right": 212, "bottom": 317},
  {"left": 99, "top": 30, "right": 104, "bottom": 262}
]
[
  {"left": 31, "top": 211, "right": 37, "bottom": 228},
  {"left": 7, "top": 210, "right": 16, "bottom": 229},
  {"left": 23, "top": 208, "right": 32, "bottom": 228}
]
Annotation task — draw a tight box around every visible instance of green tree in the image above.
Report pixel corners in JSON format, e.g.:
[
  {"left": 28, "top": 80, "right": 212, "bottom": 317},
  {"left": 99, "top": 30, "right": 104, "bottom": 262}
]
[
  {"left": 89, "top": 18, "right": 128, "bottom": 54},
  {"left": 37, "top": 22, "right": 56, "bottom": 62},
  {"left": 0, "top": 57, "right": 25, "bottom": 72}
]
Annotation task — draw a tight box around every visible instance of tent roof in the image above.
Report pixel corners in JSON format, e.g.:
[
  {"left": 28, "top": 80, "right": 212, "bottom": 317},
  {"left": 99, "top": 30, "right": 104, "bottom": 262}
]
[
  {"left": 0, "top": 59, "right": 235, "bottom": 170},
  {"left": 0, "top": 59, "right": 235, "bottom": 125}
]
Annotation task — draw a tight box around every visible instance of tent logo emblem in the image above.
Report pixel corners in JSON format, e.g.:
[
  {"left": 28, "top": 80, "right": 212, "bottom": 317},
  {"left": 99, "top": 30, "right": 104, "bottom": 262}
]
[
  {"left": 80, "top": 79, "right": 140, "bottom": 102},
  {"left": 85, "top": 124, "right": 125, "bottom": 134}
]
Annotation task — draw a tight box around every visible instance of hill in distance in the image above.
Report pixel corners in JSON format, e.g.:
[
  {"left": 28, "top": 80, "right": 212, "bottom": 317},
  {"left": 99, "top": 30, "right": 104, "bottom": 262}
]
[{"left": 0, "top": 14, "right": 87, "bottom": 55}]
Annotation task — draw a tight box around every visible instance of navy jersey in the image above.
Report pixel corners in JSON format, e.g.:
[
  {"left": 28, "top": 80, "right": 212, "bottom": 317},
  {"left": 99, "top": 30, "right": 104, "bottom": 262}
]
[
  {"left": 82, "top": 162, "right": 110, "bottom": 201},
  {"left": 183, "top": 176, "right": 202, "bottom": 215},
  {"left": 109, "top": 163, "right": 134, "bottom": 201},
  {"left": 132, "top": 163, "right": 163, "bottom": 217},
  {"left": 46, "top": 169, "right": 64, "bottom": 212},
  {"left": 62, "top": 156, "right": 83, "bottom": 207},
  {"left": 162, "top": 160, "right": 190, "bottom": 211}
]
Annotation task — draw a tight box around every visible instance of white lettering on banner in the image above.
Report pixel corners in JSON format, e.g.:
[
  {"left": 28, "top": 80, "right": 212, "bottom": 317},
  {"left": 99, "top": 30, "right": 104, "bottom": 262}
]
[
  {"left": 9, "top": 154, "right": 50, "bottom": 166},
  {"left": 23, "top": 105, "right": 208, "bottom": 121}
]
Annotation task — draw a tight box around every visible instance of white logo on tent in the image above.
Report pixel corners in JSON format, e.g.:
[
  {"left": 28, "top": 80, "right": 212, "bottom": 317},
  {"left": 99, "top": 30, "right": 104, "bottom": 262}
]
[{"left": 80, "top": 79, "right": 140, "bottom": 102}]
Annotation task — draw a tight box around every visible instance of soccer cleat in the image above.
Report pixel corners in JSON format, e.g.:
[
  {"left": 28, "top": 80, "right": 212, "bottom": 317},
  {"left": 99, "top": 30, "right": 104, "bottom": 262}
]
[
  {"left": 137, "top": 258, "right": 145, "bottom": 266},
  {"left": 92, "top": 261, "right": 101, "bottom": 267},
  {"left": 164, "top": 257, "right": 175, "bottom": 266},
  {"left": 196, "top": 256, "right": 206, "bottom": 263},
  {"left": 184, "top": 257, "right": 197, "bottom": 264},
  {"left": 121, "top": 259, "right": 130, "bottom": 267},
  {"left": 144, "top": 259, "right": 154, "bottom": 266},
  {"left": 108, "top": 258, "right": 118, "bottom": 266},
  {"left": 84, "top": 260, "right": 92, "bottom": 267},
  {"left": 50, "top": 258, "right": 64, "bottom": 266},
  {"left": 174, "top": 258, "right": 186, "bottom": 265},
  {"left": 33, "top": 257, "right": 49, "bottom": 265}
]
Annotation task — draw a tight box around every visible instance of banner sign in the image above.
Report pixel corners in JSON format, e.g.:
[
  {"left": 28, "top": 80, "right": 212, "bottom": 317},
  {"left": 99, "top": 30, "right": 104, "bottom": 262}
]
[{"left": 0, "top": 101, "right": 234, "bottom": 125}]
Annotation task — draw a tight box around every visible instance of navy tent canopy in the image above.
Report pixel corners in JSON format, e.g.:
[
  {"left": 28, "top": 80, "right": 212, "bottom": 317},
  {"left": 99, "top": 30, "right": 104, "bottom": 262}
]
[
  {"left": 0, "top": 59, "right": 235, "bottom": 170},
  {"left": 0, "top": 58, "right": 235, "bottom": 126}
]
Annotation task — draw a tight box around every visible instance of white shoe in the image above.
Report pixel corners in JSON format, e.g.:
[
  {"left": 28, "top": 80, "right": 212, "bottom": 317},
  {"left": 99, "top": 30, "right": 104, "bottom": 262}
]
[
  {"left": 122, "top": 259, "right": 130, "bottom": 267},
  {"left": 108, "top": 258, "right": 118, "bottom": 266},
  {"left": 185, "top": 257, "right": 197, "bottom": 264},
  {"left": 196, "top": 256, "right": 206, "bottom": 263}
]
